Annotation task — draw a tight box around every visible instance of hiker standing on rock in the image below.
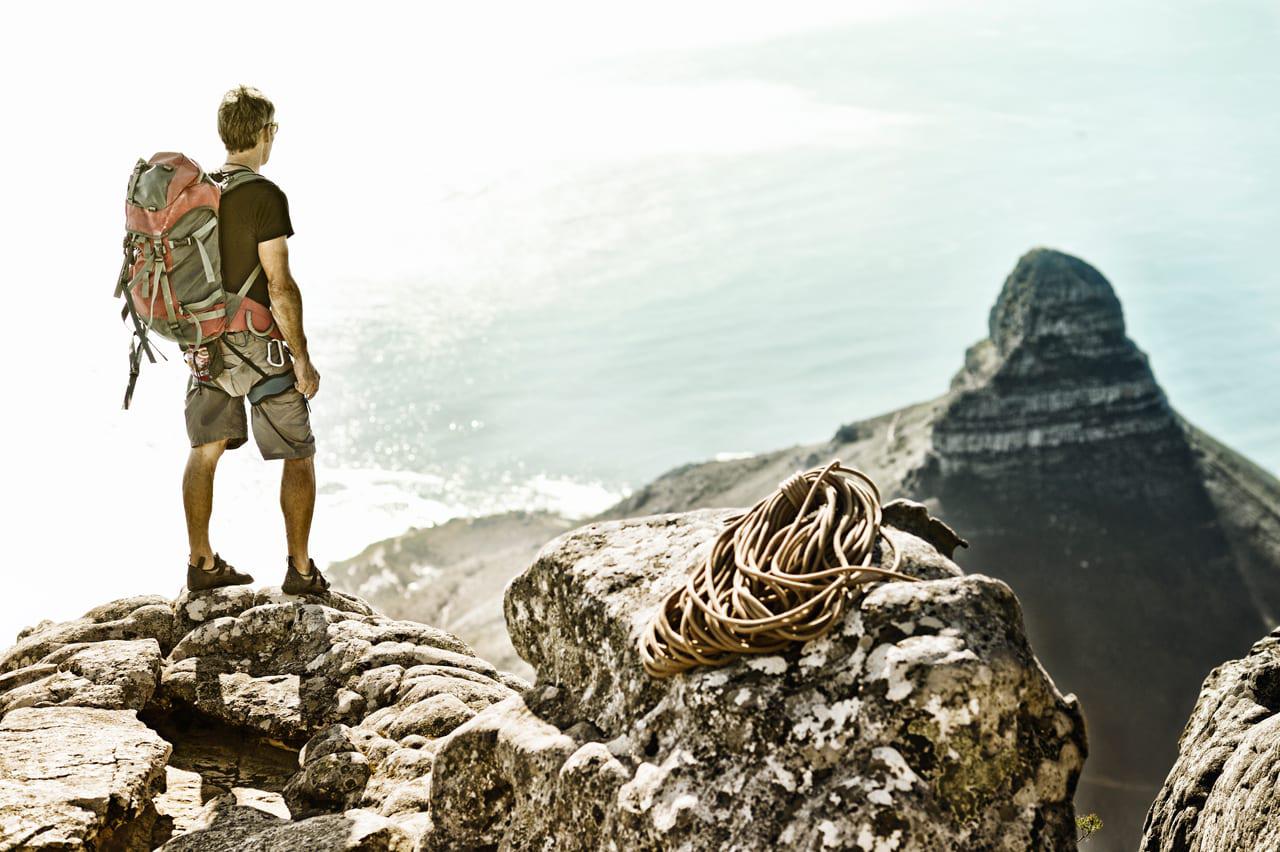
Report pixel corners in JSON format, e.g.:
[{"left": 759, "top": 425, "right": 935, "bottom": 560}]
[{"left": 182, "top": 85, "right": 330, "bottom": 595}]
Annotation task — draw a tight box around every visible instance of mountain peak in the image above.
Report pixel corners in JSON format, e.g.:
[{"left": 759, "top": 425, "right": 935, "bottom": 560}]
[
  {"left": 929, "top": 248, "right": 1182, "bottom": 490},
  {"left": 988, "top": 247, "right": 1127, "bottom": 356}
]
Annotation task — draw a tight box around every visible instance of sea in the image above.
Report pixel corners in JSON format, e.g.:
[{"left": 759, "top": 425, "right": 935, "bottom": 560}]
[{"left": 1, "top": 0, "right": 1277, "bottom": 641}]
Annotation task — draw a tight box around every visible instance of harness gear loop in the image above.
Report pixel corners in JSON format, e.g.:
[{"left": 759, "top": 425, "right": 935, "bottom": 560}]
[{"left": 640, "top": 460, "right": 923, "bottom": 678}]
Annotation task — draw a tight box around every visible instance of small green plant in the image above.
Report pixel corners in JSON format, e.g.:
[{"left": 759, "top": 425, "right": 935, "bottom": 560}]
[{"left": 1076, "top": 813, "right": 1103, "bottom": 844}]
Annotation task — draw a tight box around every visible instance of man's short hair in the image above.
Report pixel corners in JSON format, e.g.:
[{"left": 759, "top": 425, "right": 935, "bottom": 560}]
[{"left": 218, "top": 85, "right": 275, "bottom": 153}]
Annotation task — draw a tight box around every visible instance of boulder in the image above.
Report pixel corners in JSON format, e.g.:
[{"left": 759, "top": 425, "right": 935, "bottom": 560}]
[
  {"left": 0, "top": 706, "right": 170, "bottom": 849},
  {"left": 159, "top": 592, "right": 493, "bottom": 744},
  {"left": 0, "top": 638, "right": 161, "bottom": 716},
  {"left": 2, "top": 595, "right": 174, "bottom": 672},
  {"left": 157, "top": 797, "right": 414, "bottom": 851},
  {"left": 428, "top": 508, "right": 1087, "bottom": 850},
  {"left": 1141, "top": 627, "right": 1280, "bottom": 850}
]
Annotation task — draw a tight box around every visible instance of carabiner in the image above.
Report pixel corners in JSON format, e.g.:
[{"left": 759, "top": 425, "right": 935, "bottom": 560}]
[{"left": 266, "top": 339, "right": 287, "bottom": 368}]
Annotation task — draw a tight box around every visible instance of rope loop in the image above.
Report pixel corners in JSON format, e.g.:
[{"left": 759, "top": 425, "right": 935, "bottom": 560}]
[{"left": 640, "top": 460, "right": 922, "bottom": 678}]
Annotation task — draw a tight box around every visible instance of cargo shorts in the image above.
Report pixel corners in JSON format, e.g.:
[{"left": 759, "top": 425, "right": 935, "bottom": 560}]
[{"left": 184, "top": 331, "right": 316, "bottom": 460}]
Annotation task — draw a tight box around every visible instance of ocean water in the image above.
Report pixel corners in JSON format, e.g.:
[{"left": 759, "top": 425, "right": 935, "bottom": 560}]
[{"left": 2, "top": 0, "right": 1278, "bottom": 641}]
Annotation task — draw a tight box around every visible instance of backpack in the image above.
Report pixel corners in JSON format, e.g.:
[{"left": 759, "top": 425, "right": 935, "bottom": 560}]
[{"left": 114, "top": 152, "right": 283, "bottom": 408}]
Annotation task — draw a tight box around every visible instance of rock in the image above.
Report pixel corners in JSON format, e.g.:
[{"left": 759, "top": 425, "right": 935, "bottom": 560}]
[
  {"left": 158, "top": 797, "right": 414, "bottom": 851},
  {"left": 0, "top": 638, "right": 161, "bottom": 715},
  {"left": 171, "top": 586, "right": 378, "bottom": 645},
  {"left": 882, "top": 498, "right": 968, "bottom": 559},
  {"left": 0, "top": 706, "right": 170, "bottom": 849},
  {"left": 1, "top": 595, "right": 174, "bottom": 672},
  {"left": 159, "top": 594, "right": 491, "bottom": 744},
  {"left": 1142, "top": 628, "right": 1280, "bottom": 850},
  {"left": 156, "top": 590, "right": 520, "bottom": 846},
  {"left": 284, "top": 750, "right": 372, "bottom": 819},
  {"left": 147, "top": 711, "right": 300, "bottom": 840},
  {"left": 0, "top": 580, "right": 523, "bottom": 850},
  {"left": 429, "top": 508, "right": 1086, "bottom": 850},
  {"left": 283, "top": 725, "right": 373, "bottom": 818}
]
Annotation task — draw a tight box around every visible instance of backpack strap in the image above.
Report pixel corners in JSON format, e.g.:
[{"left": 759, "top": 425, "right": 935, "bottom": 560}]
[
  {"left": 217, "top": 168, "right": 265, "bottom": 193},
  {"left": 213, "top": 168, "right": 270, "bottom": 327}
]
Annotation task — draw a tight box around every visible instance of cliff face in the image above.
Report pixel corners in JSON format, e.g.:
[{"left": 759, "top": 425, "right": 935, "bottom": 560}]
[{"left": 0, "top": 505, "right": 1085, "bottom": 850}]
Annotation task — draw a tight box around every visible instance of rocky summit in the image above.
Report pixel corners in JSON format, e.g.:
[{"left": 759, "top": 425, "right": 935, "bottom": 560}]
[
  {"left": 331, "top": 247, "right": 1280, "bottom": 851},
  {"left": 0, "top": 499, "right": 1087, "bottom": 850},
  {"left": 0, "top": 586, "right": 524, "bottom": 851}
]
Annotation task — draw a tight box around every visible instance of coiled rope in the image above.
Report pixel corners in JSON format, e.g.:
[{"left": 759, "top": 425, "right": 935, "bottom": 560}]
[{"left": 640, "top": 460, "right": 922, "bottom": 678}]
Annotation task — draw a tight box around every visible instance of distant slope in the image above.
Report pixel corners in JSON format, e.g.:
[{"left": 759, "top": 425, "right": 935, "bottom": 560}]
[{"left": 328, "top": 511, "right": 574, "bottom": 679}]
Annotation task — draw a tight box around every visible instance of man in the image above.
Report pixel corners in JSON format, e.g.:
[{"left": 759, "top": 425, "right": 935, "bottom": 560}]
[{"left": 182, "top": 84, "right": 329, "bottom": 596}]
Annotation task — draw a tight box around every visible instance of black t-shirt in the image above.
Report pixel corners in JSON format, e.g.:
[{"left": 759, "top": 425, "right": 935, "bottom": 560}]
[{"left": 218, "top": 174, "right": 294, "bottom": 308}]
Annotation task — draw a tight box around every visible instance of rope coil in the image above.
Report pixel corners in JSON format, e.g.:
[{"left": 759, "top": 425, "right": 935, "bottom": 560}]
[{"left": 640, "top": 460, "right": 922, "bottom": 678}]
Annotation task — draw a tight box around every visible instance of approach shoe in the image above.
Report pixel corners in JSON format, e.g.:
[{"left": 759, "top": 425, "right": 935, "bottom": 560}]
[
  {"left": 186, "top": 553, "right": 255, "bottom": 593},
  {"left": 282, "top": 556, "right": 331, "bottom": 596}
]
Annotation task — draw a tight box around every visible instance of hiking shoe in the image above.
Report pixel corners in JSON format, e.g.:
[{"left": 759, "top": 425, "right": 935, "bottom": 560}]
[
  {"left": 186, "top": 553, "right": 254, "bottom": 593},
  {"left": 282, "top": 556, "right": 331, "bottom": 596}
]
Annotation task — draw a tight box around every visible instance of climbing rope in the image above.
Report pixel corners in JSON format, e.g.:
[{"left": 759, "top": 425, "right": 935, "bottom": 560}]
[{"left": 640, "top": 459, "right": 922, "bottom": 678}]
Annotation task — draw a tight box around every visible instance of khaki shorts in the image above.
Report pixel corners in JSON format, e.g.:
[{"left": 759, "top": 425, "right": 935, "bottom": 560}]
[{"left": 184, "top": 331, "right": 316, "bottom": 460}]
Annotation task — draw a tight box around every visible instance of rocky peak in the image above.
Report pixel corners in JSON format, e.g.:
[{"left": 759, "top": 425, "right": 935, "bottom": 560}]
[
  {"left": 987, "top": 247, "right": 1127, "bottom": 358},
  {"left": 929, "top": 247, "right": 1184, "bottom": 493}
]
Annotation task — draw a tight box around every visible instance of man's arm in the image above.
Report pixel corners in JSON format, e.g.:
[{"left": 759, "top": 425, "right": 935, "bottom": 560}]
[{"left": 259, "top": 235, "right": 320, "bottom": 398}]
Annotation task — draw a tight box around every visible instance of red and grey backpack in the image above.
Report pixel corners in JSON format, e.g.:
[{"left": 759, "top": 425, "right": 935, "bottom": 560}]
[{"left": 114, "top": 152, "right": 283, "bottom": 408}]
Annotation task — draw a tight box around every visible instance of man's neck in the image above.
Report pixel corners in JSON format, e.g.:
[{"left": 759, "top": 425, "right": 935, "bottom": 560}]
[{"left": 222, "top": 154, "right": 262, "bottom": 173}]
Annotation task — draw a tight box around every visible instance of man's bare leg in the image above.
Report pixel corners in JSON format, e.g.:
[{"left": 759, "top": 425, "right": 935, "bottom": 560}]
[
  {"left": 282, "top": 455, "right": 315, "bottom": 574},
  {"left": 184, "top": 439, "right": 228, "bottom": 567}
]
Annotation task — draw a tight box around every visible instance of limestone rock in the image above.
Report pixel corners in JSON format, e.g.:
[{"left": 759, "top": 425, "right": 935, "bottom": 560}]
[
  {"left": 0, "top": 706, "right": 170, "bottom": 849},
  {"left": 1142, "top": 628, "right": 1280, "bottom": 850},
  {"left": 157, "top": 589, "right": 520, "bottom": 846},
  {"left": 159, "top": 593, "right": 491, "bottom": 744},
  {"left": 2, "top": 595, "right": 174, "bottom": 672},
  {"left": 0, "top": 638, "right": 161, "bottom": 715},
  {"left": 430, "top": 508, "right": 1086, "bottom": 850}
]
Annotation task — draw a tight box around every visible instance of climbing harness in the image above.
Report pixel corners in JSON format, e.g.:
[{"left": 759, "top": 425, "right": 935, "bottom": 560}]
[{"left": 640, "top": 460, "right": 922, "bottom": 678}]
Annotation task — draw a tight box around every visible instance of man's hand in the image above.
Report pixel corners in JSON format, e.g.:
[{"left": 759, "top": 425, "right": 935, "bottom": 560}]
[{"left": 294, "top": 354, "right": 321, "bottom": 399}]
